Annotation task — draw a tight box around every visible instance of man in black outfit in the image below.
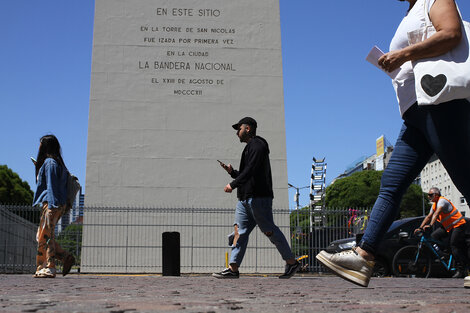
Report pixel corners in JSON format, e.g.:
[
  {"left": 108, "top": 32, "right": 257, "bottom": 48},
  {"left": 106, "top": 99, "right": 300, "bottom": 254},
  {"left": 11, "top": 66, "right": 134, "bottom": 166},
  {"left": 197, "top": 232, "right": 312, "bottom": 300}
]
[{"left": 212, "top": 117, "right": 300, "bottom": 279}]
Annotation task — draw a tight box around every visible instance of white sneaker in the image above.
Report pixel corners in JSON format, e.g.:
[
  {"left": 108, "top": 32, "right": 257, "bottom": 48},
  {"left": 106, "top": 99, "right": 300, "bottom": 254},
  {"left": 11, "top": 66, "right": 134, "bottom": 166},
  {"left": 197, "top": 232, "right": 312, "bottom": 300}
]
[
  {"left": 316, "top": 248, "right": 374, "bottom": 287},
  {"left": 464, "top": 276, "right": 470, "bottom": 288}
]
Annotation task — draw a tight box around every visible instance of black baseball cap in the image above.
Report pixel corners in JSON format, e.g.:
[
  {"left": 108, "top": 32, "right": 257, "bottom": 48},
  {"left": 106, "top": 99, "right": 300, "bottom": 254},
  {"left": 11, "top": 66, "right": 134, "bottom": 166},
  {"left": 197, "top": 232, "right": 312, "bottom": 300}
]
[{"left": 232, "top": 117, "right": 257, "bottom": 130}]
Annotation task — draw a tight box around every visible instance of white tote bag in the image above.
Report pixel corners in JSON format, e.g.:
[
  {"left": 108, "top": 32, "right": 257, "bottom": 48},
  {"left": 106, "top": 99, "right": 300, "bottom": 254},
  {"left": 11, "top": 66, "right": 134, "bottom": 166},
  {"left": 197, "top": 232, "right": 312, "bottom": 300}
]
[{"left": 409, "top": 0, "right": 470, "bottom": 105}]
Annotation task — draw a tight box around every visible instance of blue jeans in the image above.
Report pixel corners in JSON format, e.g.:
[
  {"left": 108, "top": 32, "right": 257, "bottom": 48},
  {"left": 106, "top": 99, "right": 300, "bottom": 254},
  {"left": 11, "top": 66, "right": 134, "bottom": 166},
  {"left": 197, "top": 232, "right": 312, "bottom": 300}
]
[
  {"left": 360, "top": 99, "right": 470, "bottom": 254},
  {"left": 229, "top": 197, "right": 294, "bottom": 266}
]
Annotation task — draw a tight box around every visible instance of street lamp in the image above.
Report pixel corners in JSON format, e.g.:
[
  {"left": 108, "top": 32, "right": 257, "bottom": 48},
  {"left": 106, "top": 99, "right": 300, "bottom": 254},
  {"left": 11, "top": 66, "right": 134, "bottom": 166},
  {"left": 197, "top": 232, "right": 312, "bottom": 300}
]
[{"left": 288, "top": 183, "right": 309, "bottom": 211}]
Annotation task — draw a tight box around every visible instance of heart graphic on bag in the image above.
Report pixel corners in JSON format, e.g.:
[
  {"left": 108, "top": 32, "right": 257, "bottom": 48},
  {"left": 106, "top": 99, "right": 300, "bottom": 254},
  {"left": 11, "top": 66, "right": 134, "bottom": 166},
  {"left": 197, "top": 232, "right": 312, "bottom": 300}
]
[{"left": 420, "top": 74, "right": 447, "bottom": 97}]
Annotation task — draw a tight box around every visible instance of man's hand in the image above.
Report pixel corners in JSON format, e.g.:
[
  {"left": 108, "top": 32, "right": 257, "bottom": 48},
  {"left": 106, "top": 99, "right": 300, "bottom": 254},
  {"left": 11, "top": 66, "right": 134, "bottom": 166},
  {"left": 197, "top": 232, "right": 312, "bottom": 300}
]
[
  {"left": 224, "top": 184, "right": 233, "bottom": 193},
  {"left": 414, "top": 228, "right": 422, "bottom": 235},
  {"left": 423, "top": 225, "right": 431, "bottom": 231},
  {"left": 219, "top": 162, "right": 233, "bottom": 174}
]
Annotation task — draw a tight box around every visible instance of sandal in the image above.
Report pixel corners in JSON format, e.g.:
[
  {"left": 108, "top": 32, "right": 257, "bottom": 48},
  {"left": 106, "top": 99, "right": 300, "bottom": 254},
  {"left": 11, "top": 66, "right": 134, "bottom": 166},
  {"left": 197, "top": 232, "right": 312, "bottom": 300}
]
[
  {"left": 33, "top": 267, "right": 45, "bottom": 278},
  {"left": 34, "top": 268, "right": 56, "bottom": 278}
]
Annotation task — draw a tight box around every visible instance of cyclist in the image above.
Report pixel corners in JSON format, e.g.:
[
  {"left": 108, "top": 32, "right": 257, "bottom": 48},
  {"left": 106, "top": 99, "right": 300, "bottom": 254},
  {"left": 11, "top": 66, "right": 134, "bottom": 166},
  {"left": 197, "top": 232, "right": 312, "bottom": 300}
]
[{"left": 415, "top": 187, "right": 467, "bottom": 278}]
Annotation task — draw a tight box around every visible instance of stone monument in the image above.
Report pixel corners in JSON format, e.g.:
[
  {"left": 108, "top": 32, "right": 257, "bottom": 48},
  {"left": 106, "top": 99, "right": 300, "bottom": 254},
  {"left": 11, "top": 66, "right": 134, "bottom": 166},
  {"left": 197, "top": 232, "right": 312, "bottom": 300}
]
[{"left": 83, "top": 0, "right": 289, "bottom": 273}]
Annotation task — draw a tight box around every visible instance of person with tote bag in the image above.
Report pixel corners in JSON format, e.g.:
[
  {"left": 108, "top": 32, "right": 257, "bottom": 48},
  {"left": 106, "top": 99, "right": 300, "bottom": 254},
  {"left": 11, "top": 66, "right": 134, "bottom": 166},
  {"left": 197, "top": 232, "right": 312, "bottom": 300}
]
[{"left": 316, "top": 0, "right": 470, "bottom": 288}]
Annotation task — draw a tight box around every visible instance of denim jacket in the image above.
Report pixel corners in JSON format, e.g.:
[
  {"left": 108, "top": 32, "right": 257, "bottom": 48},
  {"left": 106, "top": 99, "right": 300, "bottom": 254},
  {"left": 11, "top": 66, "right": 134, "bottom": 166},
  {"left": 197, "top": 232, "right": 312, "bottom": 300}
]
[{"left": 32, "top": 158, "right": 68, "bottom": 208}]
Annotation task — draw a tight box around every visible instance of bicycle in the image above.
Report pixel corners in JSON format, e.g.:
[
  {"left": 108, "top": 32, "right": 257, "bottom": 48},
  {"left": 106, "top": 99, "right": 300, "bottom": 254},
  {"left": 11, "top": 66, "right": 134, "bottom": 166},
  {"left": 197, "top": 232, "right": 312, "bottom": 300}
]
[{"left": 392, "top": 229, "right": 456, "bottom": 278}]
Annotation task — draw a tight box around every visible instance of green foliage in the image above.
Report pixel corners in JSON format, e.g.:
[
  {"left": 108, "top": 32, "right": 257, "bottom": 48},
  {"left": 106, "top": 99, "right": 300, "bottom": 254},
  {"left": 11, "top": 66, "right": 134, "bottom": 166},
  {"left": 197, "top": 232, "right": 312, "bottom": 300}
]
[
  {"left": 290, "top": 206, "right": 311, "bottom": 234},
  {"left": 399, "top": 183, "right": 428, "bottom": 218},
  {"left": 325, "top": 170, "right": 427, "bottom": 217},
  {"left": 0, "top": 165, "right": 33, "bottom": 204},
  {"left": 325, "top": 171, "right": 382, "bottom": 208},
  {"left": 289, "top": 206, "right": 311, "bottom": 256},
  {"left": 56, "top": 224, "right": 82, "bottom": 263}
]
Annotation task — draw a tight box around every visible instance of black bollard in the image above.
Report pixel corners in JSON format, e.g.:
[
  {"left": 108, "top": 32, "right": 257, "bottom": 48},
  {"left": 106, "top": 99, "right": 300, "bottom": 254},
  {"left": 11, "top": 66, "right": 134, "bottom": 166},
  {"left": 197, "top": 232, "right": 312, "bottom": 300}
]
[{"left": 162, "top": 232, "right": 180, "bottom": 276}]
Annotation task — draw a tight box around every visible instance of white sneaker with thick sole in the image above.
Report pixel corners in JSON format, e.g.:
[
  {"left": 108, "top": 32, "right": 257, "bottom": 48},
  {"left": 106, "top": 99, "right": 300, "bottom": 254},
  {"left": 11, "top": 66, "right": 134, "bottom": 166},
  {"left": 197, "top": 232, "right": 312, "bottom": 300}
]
[
  {"left": 316, "top": 248, "right": 374, "bottom": 287},
  {"left": 464, "top": 276, "right": 470, "bottom": 288}
]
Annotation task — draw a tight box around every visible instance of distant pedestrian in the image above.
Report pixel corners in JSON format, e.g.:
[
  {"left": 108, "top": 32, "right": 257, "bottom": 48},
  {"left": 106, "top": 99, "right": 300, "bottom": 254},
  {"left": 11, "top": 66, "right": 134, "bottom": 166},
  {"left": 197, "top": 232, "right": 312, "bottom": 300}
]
[
  {"left": 317, "top": 0, "right": 470, "bottom": 287},
  {"left": 212, "top": 117, "right": 300, "bottom": 279},
  {"left": 32, "top": 135, "right": 75, "bottom": 278}
]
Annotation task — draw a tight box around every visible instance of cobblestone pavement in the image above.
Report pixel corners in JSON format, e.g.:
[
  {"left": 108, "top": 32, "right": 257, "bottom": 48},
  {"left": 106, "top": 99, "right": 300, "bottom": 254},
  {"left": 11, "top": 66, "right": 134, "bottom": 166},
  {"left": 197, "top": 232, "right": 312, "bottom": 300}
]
[{"left": 1, "top": 274, "right": 470, "bottom": 312}]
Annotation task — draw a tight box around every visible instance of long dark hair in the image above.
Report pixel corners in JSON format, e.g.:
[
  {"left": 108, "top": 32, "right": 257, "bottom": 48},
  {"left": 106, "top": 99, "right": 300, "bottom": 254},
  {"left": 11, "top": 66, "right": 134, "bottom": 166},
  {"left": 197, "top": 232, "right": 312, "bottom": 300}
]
[{"left": 35, "top": 134, "right": 66, "bottom": 180}]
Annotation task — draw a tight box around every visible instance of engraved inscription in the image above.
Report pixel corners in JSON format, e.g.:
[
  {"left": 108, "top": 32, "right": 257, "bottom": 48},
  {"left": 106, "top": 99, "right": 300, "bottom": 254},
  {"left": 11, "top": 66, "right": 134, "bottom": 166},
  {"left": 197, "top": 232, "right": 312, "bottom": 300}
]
[{"left": 136, "top": 6, "right": 236, "bottom": 97}]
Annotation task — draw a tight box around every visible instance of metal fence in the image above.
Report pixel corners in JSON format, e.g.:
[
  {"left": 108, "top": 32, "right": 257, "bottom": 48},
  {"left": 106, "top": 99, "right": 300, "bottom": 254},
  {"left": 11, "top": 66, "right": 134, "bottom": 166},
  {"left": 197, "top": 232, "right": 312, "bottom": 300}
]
[
  {"left": 290, "top": 207, "right": 370, "bottom": 272},
  {"left": 0, "top": 205, "right": 369, "bottom": 274},
  {"left": 0, "top": 206, "right": 37, "bottom": 273}
]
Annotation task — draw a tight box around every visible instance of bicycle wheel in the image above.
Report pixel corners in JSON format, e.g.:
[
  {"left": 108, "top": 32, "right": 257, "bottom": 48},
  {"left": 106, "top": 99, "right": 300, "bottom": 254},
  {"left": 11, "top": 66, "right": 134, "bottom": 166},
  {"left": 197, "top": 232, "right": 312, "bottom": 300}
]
[{"left": 392, "top": 245, "right": 432, "bottom": 278}]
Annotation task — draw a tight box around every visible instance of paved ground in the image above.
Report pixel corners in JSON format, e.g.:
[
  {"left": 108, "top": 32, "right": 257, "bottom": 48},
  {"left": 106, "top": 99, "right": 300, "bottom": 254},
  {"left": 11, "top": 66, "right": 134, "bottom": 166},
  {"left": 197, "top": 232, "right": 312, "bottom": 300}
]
[{"left": 1, "top": 274, "right": 470, "bottom": 312}]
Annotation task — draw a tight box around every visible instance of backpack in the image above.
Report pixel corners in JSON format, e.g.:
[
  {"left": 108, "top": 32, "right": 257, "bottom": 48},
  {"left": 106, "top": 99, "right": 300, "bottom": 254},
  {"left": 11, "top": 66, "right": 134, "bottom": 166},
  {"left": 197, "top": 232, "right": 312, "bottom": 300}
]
[{"left": 66, "top": 171, "right": 81, "bottom": 209}]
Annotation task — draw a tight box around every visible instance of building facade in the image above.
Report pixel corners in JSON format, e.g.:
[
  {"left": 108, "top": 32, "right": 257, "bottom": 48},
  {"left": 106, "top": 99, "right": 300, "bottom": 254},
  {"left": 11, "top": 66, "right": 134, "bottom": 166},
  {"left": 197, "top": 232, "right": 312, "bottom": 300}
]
[{"left": 420, "top": 154, "right": 469, "bottom": 216}]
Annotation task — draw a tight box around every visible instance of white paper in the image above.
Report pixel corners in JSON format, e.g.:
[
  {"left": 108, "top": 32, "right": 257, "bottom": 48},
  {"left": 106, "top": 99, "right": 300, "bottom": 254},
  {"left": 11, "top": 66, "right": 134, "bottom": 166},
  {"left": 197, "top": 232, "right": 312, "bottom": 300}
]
[{"left": 366, "top": 46, "right": 400, "bottom": 79}]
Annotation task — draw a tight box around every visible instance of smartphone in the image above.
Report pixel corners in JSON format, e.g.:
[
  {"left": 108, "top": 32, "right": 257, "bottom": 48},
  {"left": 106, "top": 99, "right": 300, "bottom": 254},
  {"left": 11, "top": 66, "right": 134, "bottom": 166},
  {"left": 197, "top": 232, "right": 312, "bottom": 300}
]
[{"left": 30, "top": 157, "right": 37, "bottom": 164}]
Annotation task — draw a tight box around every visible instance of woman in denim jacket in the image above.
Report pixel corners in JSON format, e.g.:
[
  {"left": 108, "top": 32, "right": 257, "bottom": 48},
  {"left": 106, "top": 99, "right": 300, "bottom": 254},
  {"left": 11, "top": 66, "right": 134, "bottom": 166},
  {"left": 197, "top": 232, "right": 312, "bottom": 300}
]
[{"left": 32, "top": 135, "right": 75, "bottom": 278}]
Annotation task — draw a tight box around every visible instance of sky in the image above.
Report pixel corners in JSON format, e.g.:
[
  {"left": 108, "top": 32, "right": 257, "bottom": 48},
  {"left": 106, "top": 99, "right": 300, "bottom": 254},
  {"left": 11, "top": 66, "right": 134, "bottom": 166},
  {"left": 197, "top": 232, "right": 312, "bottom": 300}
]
[{"left": 2, "top": 0, "right": 470, "bottom": 209}]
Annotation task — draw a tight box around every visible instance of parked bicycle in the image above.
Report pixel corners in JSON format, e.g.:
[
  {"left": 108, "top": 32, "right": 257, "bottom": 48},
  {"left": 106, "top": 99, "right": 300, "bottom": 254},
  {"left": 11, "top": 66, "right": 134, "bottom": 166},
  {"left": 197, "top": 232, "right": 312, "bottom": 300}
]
[{"left": 392, "top": 229, "right": 455, "bottom": 278}]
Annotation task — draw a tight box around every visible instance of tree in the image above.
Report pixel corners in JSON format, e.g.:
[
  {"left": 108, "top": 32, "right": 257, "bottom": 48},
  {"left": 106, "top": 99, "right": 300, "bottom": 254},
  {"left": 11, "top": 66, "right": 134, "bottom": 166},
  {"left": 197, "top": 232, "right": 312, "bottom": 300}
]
[
  {"left": 399, "top": 183, "right": 427, "bottom": 218},
  {"left": 325, "top": 171, "right": 382, "bottom": 208},
  {"left": 0, "top": 165, "right": 34, "bottom": 204},
  {"left": 56, "top": 224, "right": 82, "bottom": 264},
  {"left": 289, "top": 206, "right": 311, "bottom": 257},
  {"left": 325, "top": 170, "right": 428, "bottom": 217}
]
